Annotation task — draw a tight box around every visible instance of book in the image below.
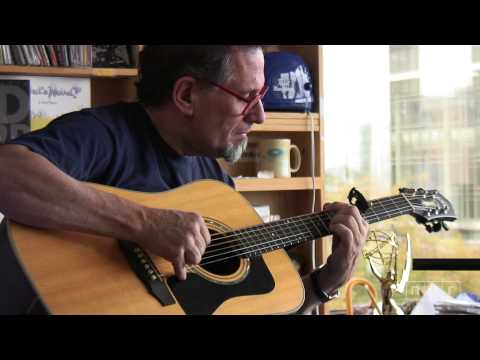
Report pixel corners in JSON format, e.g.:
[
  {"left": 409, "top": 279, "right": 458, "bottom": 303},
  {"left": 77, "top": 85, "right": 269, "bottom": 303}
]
[
  {"left": 92, "top": 45, "right": 133, "bottom": 68},
  {"left": 0, "top": 79, "right": 31, "bottom": 143},
  {"left": 0, "top": 75, "right": 91, "bottom": 132}
]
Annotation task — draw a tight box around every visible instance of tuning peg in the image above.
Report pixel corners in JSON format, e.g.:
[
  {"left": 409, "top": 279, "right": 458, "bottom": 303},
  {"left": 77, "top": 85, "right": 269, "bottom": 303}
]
[
  {"left": 442, "top": 222, "right": 449, "bottom": 231},
  {"left": 433, "top": 222, "right": 442, "bottom": 232},
  {"left": 425, "top": 223, "right": 434, "bottom": 233},
  {"left": 415, "top": 216, "right": 426, "bottom": 225}
]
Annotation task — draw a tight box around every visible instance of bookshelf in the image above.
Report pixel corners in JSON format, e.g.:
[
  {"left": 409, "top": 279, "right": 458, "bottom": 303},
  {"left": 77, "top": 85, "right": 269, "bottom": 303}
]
[
  {"left": 253, "top": 112, "right": 320, "bottom": 132},
  {"left": 0, "top": 65, "right": 137, "bottom": 78},
  {"left": 0, "top": 45, "right": 327, "bottom": 313},
  {"left": 234, "top": 177, "right": 322, "bottom": 192}
]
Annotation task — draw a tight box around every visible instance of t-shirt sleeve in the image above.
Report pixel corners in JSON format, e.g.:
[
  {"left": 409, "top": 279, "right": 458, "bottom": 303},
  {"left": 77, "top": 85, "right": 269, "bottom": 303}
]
[{"left": 7, "top": 111, "right": 115, "bottom": 181}]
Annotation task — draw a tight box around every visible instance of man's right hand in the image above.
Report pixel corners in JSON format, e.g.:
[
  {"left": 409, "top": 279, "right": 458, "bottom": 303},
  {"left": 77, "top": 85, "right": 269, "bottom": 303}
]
[{"left": 135, "top": 208, "right": 211, "bottom": 281}]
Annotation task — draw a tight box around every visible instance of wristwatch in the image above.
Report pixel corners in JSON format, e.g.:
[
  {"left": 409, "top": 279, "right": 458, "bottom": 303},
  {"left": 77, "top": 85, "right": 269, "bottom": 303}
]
[{"left": 310, "top": 267, "right": 340, "bottom": 303}]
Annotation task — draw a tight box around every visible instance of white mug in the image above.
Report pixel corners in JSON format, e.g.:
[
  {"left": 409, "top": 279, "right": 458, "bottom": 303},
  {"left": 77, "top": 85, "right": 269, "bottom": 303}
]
[{"left": 256, "top": 139, "right": 301, "bottom": 178}]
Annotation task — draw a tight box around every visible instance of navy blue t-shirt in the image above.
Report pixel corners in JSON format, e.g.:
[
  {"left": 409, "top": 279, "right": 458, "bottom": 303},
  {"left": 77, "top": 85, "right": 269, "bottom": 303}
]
[{"left": 8, "top": 102, "right": 234, "bottom": 192}]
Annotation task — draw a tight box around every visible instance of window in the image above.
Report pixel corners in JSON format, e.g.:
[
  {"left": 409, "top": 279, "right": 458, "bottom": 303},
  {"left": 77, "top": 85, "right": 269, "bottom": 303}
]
[
  {"left": 323, "top": 45, "right": 480, "bottom": 313},
  {"left": 390, "top": 45, "right": 419, "bottom": 74}
]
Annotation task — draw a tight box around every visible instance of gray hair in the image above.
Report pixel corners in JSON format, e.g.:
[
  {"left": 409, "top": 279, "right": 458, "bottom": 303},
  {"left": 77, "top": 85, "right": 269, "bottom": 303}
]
[{"left": 136, "top": 45, "right": 262, "bottom": 107}]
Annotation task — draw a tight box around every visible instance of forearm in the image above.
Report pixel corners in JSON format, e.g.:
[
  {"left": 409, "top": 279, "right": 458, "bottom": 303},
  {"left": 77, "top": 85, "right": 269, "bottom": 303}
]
[{"left": 0, "top": 145, "right": 145, "bottom": 241}]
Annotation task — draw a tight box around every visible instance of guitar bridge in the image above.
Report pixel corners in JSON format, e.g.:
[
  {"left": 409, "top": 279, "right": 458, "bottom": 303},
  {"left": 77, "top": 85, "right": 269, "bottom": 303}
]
[{"left": 118, "top": 240, "right": 175, "bottom": 306}]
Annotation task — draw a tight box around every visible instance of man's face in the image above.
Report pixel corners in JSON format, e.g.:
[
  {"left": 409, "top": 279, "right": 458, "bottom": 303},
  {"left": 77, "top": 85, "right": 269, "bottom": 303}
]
[{"left": 190, "top": 48, "right": 266, "bottom": 162}]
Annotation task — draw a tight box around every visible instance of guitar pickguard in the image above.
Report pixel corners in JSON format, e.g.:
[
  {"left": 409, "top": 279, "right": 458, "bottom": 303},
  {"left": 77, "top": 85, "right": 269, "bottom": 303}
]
[
  {"left": 169, "top": 218, "right": 276, "bottom": 314},
  {"left": 167, "top": 256, "right": 275, "bottom": 315}
]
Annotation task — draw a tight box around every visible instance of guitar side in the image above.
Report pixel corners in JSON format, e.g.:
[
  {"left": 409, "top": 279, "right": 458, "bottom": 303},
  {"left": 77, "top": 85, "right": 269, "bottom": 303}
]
[{"left": 5, "top": 180, "right": 305, "bottom": 315}]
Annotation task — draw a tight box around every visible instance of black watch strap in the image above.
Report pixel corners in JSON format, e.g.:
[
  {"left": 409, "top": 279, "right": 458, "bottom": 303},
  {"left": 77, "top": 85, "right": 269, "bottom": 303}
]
[{"left": 310, "top": 268, "right": 339, "bottom": 303}]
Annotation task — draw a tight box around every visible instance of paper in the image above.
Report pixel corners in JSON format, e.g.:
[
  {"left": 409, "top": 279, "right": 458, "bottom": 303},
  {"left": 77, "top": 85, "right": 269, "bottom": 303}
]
[
  {"left": 435, "top": 299, "right": 480, "bottom": 315},
  {"left": 410, "top": 283, "right": 454, "bottom": 315}
]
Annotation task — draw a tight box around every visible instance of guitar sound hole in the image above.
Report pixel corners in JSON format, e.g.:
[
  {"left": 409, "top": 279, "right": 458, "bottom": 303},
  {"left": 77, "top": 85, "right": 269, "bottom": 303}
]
[
  {"left": 200, "top": 229, "right": 241, "bottom": 276},
  {"left": 201, "top": 258, "right": 241, "bottom": 276}
]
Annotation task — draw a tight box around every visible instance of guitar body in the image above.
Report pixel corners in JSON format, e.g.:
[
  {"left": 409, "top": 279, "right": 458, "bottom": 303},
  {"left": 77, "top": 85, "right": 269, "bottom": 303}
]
[{"left": 2, "top": 180, "right": 304, "bottom": 315}]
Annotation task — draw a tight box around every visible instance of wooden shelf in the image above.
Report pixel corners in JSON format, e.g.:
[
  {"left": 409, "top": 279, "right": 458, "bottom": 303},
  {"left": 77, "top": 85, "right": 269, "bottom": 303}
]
[
  {"left": 234, "top": 177, "right": 322, "bottom": 192},
  {"left": 0, "top": 65, "right": 138, "bottom": 79},
  {"left": 254, "top": 112, "right": 320, "bottom": 132}
]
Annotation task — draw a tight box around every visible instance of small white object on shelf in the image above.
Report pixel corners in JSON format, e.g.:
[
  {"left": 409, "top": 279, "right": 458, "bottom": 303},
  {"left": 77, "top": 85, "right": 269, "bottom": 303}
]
[
  {"left": 254, "top": 205, "right": 270, "bottom": 219},
  {"left": 257, "top": 170, "right": 274, "bottom": 179},
  {"left": 267, "top": 214, "right": 281, "bottom": 222}
]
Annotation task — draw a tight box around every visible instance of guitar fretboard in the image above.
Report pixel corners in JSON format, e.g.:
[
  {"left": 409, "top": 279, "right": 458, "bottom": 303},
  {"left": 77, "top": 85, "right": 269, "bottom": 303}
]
[{"left": 199, "top": 194, "right": 413, "bottom": 267}]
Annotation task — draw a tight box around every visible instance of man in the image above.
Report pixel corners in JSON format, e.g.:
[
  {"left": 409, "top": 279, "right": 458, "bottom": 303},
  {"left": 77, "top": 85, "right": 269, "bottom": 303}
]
[{"left": 0, "top": 45, "right": 368, "bottom": 314}]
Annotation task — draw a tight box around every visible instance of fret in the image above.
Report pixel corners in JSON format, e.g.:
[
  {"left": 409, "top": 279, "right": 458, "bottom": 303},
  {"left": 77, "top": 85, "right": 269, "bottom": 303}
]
[
  {"left": 305, "top": 214, "right": 322, "bottom": 239},
  {"left": 242, "top": 219, "right": 287, "bottom": 258},
  {"left": 244, "top": 226, "right": 264, "bottom": 257},
  {"left": 284, "top": 218, "right": 302, "bottom": 247},
  {"left": 271, "top": 218, "right": 301, "bottom": 250},
  {"left": 379, "top": 196, "right": 401, "bottom": 220},
  {"left": 263, "top": 221, "right": 279, "bottom": 252},
  {"left": 376, "top": 201, "right": 389, "bottom": 221},
  {"left": 365, "top": 203, "right": 381, "bottom": 224},
  {"left": 273, "top": 218, "right": 292, "bottom": 248},
  {"left": 322, "top": 211, "right": 334, "bottom": 230},
  {"left": 262, "top": 221, "right": 277, "bottom": 253},
  {"left": 384, "top": 196, "right": 411, "bottom": 219},
  {"left": 297, "top": 216, "right": 316, "bottom": 244},
  {"left": 234, "top": 229, "right": 251, "bottom": 258},
  {"left": 375, "top": 198, "right": 390, "bottom": 222},
  {"left": 313, "top": 213, "right": 331, "bottom": 237},
  {"left": 380, "top": 198, "right": 399, "bottom": 222},
  {"left": 296, "top": 217, "right": 313, "bottom": 245}
]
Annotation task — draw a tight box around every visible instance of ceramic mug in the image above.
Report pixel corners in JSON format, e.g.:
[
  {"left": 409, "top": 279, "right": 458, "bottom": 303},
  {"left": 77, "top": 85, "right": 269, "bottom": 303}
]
[{"left": 256, "top": 139, "right": 301, "bottom": 178}]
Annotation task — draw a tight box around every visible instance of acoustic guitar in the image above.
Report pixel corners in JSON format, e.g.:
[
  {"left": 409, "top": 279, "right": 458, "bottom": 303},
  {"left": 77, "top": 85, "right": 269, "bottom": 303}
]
[{"left": 0, "top": 180, "right": 456, "bottom": 315}]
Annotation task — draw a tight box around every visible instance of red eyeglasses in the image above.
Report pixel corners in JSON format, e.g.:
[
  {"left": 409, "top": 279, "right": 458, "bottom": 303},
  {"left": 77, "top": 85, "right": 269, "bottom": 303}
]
[{"left": 208, "top": 80, "right": 269, "bottom": 116}]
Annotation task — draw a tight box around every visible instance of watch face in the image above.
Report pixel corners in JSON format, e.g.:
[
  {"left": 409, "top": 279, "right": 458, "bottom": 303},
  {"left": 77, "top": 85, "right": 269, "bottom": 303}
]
[
  {"left": 321, "top": 289, "right": 338, "bottom": 301},
  {"left": 329, "top": 290, "right": 340, "bottom": 300}
]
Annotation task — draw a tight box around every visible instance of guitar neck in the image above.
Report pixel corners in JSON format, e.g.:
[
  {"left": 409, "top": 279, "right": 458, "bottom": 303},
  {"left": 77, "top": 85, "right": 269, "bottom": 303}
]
[{"left": 200, "top": 194, "right": 414, "bottom": 266}]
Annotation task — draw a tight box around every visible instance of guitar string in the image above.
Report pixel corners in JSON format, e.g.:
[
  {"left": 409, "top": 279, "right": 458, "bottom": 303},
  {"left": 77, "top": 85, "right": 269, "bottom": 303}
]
[
  {"left": 202, "top": 197, "right": 435, "bottom": 258},
  {"left": 198, "top": 204, "right": 414, "bottom": 265},
  {"left": 207, "top": 194, "right": 437, "bottom": 243},
  {"left": 182, "top": 194, "right": 448, "bottom": 269},
  {"left": 205, "top": 195, "right": 429, "bottom": 250},
  {"left": 187, "top": 206, "right": 415, "bottom": 269},
  {"left": 203, "top": 201, "right": 412, "bottom": 255}
]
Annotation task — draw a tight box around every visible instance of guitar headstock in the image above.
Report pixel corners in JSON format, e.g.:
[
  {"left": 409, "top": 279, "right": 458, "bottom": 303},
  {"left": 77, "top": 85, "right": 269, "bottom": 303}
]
[{"left": 400, "top": 188, "right": 457, "bottom": 233}]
